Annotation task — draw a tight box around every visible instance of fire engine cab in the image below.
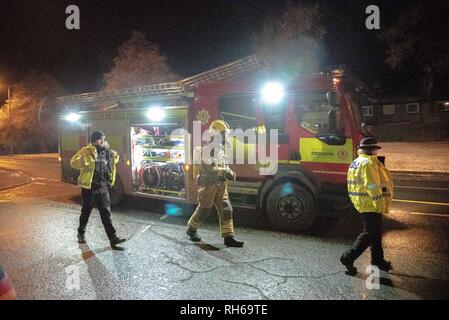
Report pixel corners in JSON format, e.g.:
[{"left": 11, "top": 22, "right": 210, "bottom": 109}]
[{"left": 57, "top": 55, "right": 366, "bottom": 231}]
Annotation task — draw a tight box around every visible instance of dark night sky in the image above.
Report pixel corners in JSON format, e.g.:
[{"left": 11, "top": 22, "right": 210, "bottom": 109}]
[{"left": 0, "top": 0, "right": 417, "bottom": 95}]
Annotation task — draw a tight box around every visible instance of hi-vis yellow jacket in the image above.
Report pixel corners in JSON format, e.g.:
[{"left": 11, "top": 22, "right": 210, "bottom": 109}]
[
  {"left": 347, "top": 153, "right": 393, "bottom": 214},
  {"left": 70, "top": 144, "right": 119, "bottom": 190}
]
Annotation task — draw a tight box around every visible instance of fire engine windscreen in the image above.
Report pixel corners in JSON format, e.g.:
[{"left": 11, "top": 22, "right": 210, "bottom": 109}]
[{"left": 130, "top": 125, "right": 186, "bottom": 198}]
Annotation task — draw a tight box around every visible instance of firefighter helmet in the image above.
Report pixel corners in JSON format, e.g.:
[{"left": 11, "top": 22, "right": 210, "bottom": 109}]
[{"left": 209, "top": 120, "right": 230, "bottom": 133}]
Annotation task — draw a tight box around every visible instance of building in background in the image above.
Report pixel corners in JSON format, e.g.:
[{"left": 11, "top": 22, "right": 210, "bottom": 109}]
[{"left": 361, "top": 97, "right": 449, "bottom": 141}]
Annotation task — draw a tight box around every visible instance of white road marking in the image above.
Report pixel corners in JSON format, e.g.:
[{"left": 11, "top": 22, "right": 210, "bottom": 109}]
[
  {"left": 410, "top": 212, "right": 449, "bottom": 218},
  {"left": 393, "top": 199, "right": 449, "bottom": 206},
  {"left": 126, "top": 224, "right": 154, "bottom": 243},
  {"left": 159, "top": 215, "right": 168, "bottom": 221},
  {"left": 66, "top": 209, "right": 81, "bottom": 214},
  {"left": 141, "top": 225, "right": 153, "bottom": 233},
  {"left": 395, "top": 185, "right": 449, "bottom": 191}
]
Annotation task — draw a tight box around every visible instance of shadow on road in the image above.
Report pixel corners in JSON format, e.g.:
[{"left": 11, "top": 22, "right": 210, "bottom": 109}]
[
  {"left": 354, "top": 270, "right": 449, "bottom": 299},
  {"left": 79, "top": 244, "right": 133, "bottom": 299},
  {"left": 305, "top": 213, "right": 409, "bottom": 240},
  {"left": 194, "top": 243, "right": 221, "bottom": 251}
]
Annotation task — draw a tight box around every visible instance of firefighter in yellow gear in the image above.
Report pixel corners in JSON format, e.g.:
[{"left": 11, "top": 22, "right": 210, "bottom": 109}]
[
  {"left": 340, "top": 137, "right": 393, "bottom": 275},
  {"left": 187, "top": 120, "right": 244, "bottom": 247}
]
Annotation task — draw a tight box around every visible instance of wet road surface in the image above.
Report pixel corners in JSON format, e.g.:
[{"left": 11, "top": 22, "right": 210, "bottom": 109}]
[{"left": 0, "top": 155, "right": 448, "bottom": 300}]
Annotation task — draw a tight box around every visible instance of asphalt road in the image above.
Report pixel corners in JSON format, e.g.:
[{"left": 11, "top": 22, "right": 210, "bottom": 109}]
[
  {"left": 392, "top": 174, "right": 449, "bottom": 216},
  {"left": 0, "top": 155, "right": 448, "bottom": 300}
]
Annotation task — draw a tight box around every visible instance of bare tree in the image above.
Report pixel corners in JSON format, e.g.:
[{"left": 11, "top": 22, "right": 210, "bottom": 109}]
[
  {"left": 379, "top": 0, "right": 449, "bottom": 96},
  {"left": 253, "top": 1, "right": 326, "bottom": 73},
  {"left": 0, "top": 72, "right": 64, "bottom": 154},
  {"left": 103, "top": 31, "right": 178, "bottom": 90}
]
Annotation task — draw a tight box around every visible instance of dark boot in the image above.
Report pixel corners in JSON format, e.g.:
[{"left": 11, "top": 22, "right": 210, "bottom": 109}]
[
  {"left": 340, "top": 255, "right": 357, "bottom": 276},
  {"left": 77, "top": 229, "right": 86, "bottom": 244},
  {"left": 224, "top": 236, "right": 244, "bottom": 248},
  {"left": 187, "top": 228, "right": 201, "bottom": 242},
  {"left": 110, "top": 236, "right": 126, "bottom": 250},
  {"left": 372, "top": 259, "right": 393, "bottom": 271}
]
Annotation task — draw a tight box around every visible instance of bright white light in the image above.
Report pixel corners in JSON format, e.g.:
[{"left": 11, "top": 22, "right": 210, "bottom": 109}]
[
  {"left": 261, "top": 82, "right": 285, "bottom": 105},
  {"left": 64, "top": 113, "right": 81, "bottom": 122},
  {"left": 146, "top": 106, "right": 165, "bottom": 122}
]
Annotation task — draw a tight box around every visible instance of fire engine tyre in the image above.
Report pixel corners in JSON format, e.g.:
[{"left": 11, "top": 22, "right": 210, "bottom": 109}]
[
  {"left": 109, "top": 176, "right": 125, "bottom": 207},
  {"left": 266, "top": 183, "right": 317, "bottom": 232}
]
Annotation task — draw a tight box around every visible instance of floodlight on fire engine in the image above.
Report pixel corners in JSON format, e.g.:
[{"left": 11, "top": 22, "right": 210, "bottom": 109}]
[
  {"left": 146, "top": 106, "right": 165, "bottom": 122},
  {"left": 64, "top": 112, "right": 81, "bottom": 122},
  {"left": 261, "top": 82, "right": 285, "bottom": 105}
]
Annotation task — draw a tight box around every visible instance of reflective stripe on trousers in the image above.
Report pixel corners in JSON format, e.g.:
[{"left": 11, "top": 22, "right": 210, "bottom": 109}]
[{"left": 188, "top": 182, "right": 234, "bottom": 237}]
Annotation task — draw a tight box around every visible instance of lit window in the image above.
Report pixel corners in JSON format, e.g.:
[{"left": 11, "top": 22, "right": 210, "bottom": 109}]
[
  {"left": 383, "top": 104, "right": 395, "bottom": 115},
  {"left": 362, "top": 106, "right": 373, "bottom": 117},
  {"left": 406, "top": 103, "right": 420, "bottom": 114}
]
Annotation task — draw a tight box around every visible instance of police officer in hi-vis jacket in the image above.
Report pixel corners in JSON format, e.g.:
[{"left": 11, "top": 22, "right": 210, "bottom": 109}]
[
  {"left": 187, "top": 120, "right": 244, "bottom": 247},
  {"left": 340, "top": 137, "right": 393, "bottom": 275}
]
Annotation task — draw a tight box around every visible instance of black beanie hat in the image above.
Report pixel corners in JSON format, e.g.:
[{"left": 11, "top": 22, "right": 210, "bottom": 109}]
[{"left": 90, "top": 130, "right": 105, "bottom": 143}]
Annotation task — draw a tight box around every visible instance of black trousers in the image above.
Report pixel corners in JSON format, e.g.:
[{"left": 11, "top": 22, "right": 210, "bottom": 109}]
[
  {"left": 78, "top": 188, "right": 116, "bottom": 240},
  {"left": 342, "top": 213, "right": 384, "bottom": 264}
]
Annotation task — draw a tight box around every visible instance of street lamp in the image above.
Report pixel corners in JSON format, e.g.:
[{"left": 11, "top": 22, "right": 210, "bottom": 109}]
[
  {"left": 2, "top": 85, "right": 14, "bottom": 155},
  {"left": 7, "top": 86, "right": 12, "bottom": 123},
  {"left": 37, "top": 96, "right": 48, "bottom": 125}
]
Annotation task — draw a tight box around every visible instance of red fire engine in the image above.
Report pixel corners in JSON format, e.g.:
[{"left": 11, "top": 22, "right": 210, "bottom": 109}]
[{"left": 58, "top": 55, "right": 366, "bottom": 231}]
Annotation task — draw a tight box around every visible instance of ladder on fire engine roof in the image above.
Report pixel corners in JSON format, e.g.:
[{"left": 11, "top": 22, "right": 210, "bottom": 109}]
[{"left": 56, "top": 55, "right": 266, "bottom": 105}]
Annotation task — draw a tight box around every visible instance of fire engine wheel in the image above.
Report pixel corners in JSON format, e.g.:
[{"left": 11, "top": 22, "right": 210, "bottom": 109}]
[
  {"left": 266, "top": 183, "right": 316, "bottom": 232},
  {"left": 110, "top": 176, "right": 125, "bottom": 206}
]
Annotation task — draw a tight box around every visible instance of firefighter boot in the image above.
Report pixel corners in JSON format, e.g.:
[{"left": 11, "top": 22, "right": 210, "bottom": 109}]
[
  {"left": 187, "top": 228, "right": 201, "bottom": 242},
  {"left": 372, "top": 259, "right": 393, "bottom": 271},
  {"left": 340, "top": 255, "right": 357, "bottom": 276},
  {"left": 77, "top": 228, "right": 86, "bottom": 244},
  {"left": 224, "top": 236, "right": 244, "bottom": 248},
  {"left": 110, "top": 236, "right": 127, "bottom": 250}
]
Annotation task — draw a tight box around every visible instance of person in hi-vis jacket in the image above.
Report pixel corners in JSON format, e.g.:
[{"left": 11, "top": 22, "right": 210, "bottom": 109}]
[
  {"left": 340, "top": 137, "right": 393, "bottom": 275},
  {"left": 71, "top": 131, "right": 126, "bottom": 250}
]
